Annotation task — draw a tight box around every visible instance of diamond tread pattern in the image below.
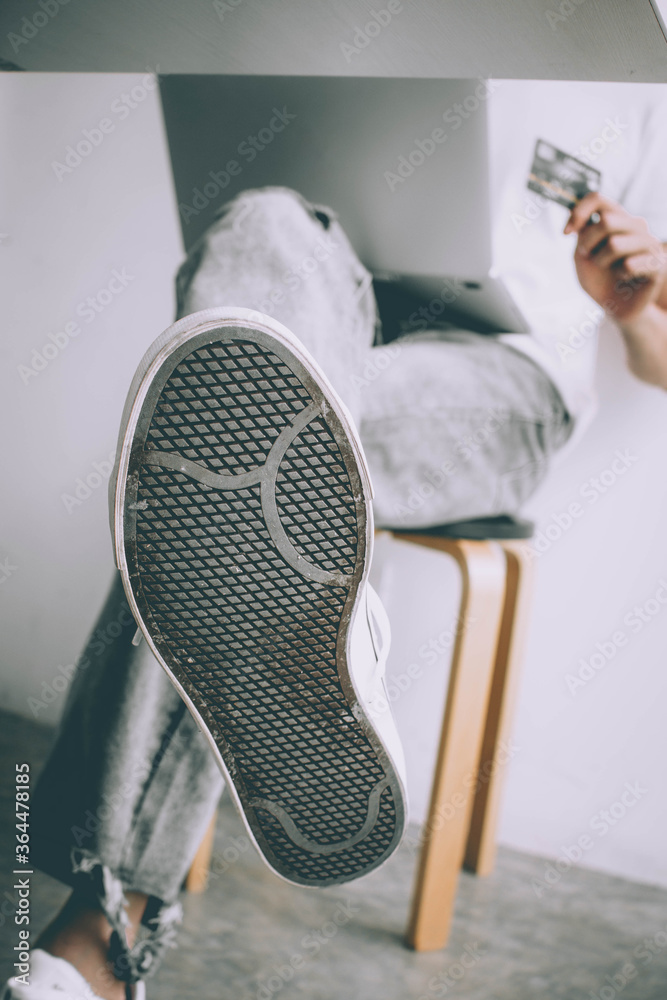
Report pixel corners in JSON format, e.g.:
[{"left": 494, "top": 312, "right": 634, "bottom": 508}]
[{"left": 129, "top": 338, "right": 398, "bottom": 884}]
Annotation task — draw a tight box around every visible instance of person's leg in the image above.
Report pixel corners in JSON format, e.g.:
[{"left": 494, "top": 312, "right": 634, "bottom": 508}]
[
  {"left": 30, "top": 574, "right": 223, "bottom": 997},
  {"left": 358, "top": 330, "right": 572, "bottom": 528},
  {"left": 175, "top": 189, "right": 572, "bottom": 528},
  {"left": 23, "top": 188, "right": 379, "bottom": 997},
  {"left": 24, "top": 188, "right": 572, "bottom": 998},
  {"left": 175, "top": 186, "right": 378, "bottom": 421}
]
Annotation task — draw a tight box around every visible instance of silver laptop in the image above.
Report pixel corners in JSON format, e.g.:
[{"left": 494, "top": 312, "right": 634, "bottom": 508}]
[{"left": 161, "top": 76, "right": 527, "bottom": 334}]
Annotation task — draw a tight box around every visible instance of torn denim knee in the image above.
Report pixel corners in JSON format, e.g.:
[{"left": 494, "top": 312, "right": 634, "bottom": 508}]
[{"left": 72, "top": 849, "right": 182, "bottom": 984}]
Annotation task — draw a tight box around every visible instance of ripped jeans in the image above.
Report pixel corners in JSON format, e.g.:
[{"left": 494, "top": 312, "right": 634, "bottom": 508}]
[{"left": 30, "top": 188, "right": 571, "bottom": 982}]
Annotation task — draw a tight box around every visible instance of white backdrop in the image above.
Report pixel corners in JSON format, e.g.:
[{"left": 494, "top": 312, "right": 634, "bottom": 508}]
[{"left": 2, "top": 73, "right": 666, "bottom": 891}]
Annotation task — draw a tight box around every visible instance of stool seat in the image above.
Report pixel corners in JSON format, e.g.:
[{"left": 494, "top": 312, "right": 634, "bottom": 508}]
[{"left": 403, "top": 514, "right": 534, "bottom": 541}]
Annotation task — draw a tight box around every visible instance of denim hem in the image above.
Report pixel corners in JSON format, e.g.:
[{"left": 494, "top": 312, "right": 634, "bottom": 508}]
[{"left": 71, "top": 849, "right": 182, "bottom": 984}]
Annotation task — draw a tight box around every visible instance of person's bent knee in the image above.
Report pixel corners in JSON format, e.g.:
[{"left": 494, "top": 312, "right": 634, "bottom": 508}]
[{"left": 227, "top": 185, "right": 313, "bottom": 220}]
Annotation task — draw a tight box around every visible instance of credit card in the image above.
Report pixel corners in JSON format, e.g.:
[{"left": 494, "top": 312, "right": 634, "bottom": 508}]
[{"left": 527, "top": 139, "right": 601, "bottom": 209}]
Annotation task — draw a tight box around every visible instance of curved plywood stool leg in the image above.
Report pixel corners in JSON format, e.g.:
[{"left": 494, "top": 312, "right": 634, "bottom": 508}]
[
  {"left": 185, "top": 812, "right": 217, "bottom": 893},
  {"left": 464, "top": 540, "right": 534, "bottom": 875},
  {"left": 391, "top": 534, "right": 506, "bottom": 953}
]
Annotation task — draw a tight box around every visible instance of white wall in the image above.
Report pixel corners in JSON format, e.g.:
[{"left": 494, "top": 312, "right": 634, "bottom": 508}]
[
  {"left": 0, "top": 73, "right": 183, "bottom": 718},
  {"left": 2, "top": 73, "right": 666, "bottom": 891}
]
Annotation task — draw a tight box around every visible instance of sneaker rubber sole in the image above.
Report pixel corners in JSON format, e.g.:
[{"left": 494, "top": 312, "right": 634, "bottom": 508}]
[{"left": 113, "top": 310, "right": 405, "bottom": 887}]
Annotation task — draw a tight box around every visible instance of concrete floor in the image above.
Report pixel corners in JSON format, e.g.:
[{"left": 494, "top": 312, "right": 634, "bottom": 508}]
[{"left": 1, "top": 710, "right": 666, "bottom": 999}]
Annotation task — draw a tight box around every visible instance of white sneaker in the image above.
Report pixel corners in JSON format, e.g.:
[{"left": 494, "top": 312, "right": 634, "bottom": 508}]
[
  {"left": 1, "top": 950, "right": 145, "bottom": 1000},
  {"left": 110, "top": 307, "right": 407, "bottom": 886}
]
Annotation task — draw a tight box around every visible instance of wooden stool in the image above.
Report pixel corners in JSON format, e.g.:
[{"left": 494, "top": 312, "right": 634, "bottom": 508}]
[
  {"left": 186, "top": 515, "right": 534, "bottom": 953},
  {"left": 388, "top": 514, "right": 534, "bottom": 951}
]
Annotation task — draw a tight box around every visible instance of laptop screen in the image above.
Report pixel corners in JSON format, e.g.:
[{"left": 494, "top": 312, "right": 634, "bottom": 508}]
[{"left": 160, "top": 76, "right": 492, "bottom": 279}]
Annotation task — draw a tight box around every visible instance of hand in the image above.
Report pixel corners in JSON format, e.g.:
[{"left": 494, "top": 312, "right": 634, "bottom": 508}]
[{"left": 564, "top": 193, "right": 667, "bottom": 323}]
